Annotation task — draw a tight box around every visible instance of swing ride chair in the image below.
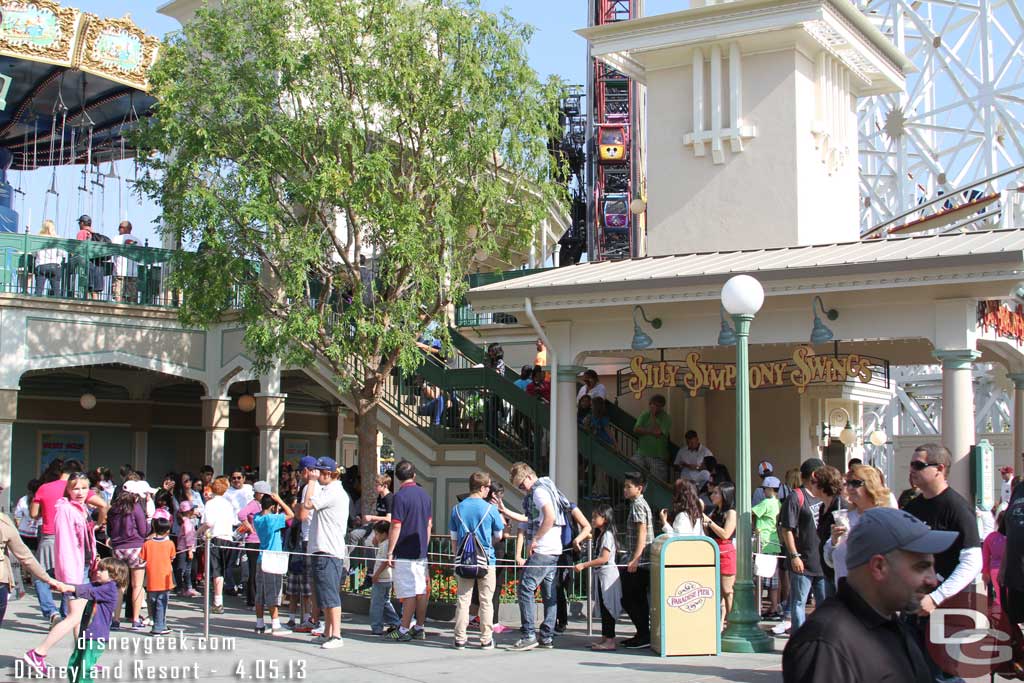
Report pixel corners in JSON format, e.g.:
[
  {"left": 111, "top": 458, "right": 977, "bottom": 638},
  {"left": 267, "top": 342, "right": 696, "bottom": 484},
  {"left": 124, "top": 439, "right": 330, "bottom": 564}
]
[{"left": 0, "top": 1, "right": 174, "bottom": 306}]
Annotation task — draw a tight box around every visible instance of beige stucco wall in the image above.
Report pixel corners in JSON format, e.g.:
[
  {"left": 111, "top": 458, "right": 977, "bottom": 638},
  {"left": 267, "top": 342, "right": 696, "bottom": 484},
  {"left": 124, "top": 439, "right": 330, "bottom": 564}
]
[{"left": 645, "top": 46, "right": 859, "bottom": 257}]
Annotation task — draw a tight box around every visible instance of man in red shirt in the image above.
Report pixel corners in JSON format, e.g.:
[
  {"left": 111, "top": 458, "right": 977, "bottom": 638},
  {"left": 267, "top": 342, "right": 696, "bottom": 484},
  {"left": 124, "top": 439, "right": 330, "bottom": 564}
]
[
  {"left": 73, "top": 215, "right": 104, "bottom": 299},
  {"left": 31, "top": 461, "right": 108, "bottom": 624},
  {"left": 526, "top": 366, "right": 550, "bottom": 401}
]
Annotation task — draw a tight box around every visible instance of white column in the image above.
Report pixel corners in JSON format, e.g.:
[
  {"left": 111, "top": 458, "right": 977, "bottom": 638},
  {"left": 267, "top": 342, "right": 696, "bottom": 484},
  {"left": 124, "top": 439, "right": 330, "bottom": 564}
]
[
  {"left": 1010, "top": 372, "right": 1024, "bottom": 471},
  {"left": 0, "top": 388, "right": 16, "bottom": 511},
  {"left": 329, "top": 406, "right": 347, "bottom": 465},
  {"left": 934, "top": 349, "right": 981, "bottom": 497},
  {"left": 555, "top": 365, "right": 583, "bottom": 502},
  {"left": 133, "top": 432, "right": 149, "bottom": 474},
  {"left": 256, "top": 393, "right": 286, "bottom": 491},
  {"left": 131, "top": 401, "right": 152, "bottom": 474},
  {"left": 202, "top": 396, "right": 231, "bottom": 475}
]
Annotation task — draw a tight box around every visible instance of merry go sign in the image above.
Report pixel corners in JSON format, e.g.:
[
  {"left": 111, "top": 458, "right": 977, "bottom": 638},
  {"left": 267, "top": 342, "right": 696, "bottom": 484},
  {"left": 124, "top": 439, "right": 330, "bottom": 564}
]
[{"left": 618, "top": 345, "right": 889, "bottom": 399}]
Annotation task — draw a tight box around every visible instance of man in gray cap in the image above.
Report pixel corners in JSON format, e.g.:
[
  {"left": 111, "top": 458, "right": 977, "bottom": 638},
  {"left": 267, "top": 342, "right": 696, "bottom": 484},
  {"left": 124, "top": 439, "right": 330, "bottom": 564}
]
[{"left": 783, "top": 507, "right": 957, "bottom": 683}]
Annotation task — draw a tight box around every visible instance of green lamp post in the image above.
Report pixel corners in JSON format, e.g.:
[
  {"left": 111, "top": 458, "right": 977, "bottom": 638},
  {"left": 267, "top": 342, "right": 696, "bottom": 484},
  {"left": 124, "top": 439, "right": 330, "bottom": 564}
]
[{"left": 720, "top": 274, "right": 774, "bottom": 653}]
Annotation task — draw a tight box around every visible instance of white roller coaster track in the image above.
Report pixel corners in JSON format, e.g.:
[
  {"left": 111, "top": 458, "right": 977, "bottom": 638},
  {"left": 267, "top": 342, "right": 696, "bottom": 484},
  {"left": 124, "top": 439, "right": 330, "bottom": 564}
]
[{"left": 856, "top": 0, "right": 1024, "bottom": 234}]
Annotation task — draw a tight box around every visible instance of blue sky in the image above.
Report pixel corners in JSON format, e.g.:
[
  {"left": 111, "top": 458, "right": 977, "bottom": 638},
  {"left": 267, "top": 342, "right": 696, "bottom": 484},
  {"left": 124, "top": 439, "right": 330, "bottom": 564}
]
[{"left": 20, "top": 0, "right": 688, "bottom": 242}]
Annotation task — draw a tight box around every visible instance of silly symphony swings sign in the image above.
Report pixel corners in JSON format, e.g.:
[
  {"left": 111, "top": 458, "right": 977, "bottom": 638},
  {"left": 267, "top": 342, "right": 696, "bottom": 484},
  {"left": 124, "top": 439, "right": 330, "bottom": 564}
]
[{"left": 624, "top": 345, "right": 881, "bottom": 399}]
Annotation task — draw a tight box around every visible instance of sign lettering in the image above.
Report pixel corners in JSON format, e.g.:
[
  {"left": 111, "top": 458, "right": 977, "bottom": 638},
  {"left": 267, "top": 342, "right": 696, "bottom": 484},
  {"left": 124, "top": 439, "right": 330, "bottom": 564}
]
[
  {"left": 667, "top": 581, "right": 714, "bottom": 613},
  {"left": 622, "top": 345, "right": 881, "bottom": 399}
]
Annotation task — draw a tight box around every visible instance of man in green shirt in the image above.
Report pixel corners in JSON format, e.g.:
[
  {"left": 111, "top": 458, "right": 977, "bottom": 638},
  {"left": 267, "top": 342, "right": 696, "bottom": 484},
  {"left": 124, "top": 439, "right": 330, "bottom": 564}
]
[
  {"left": 752, "top": 476, "right": 782, "bottom": 618},
  {"left": 633, "top": 395, "right": 670, "bottom": 475}
]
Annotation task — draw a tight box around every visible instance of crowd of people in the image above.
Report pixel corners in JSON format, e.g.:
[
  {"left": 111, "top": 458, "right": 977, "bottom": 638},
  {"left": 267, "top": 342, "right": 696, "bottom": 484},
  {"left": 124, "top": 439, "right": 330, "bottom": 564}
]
[
  {"left": 6, "top": 436, "right": 1024, "bottom": 682},
  {"left": 28, "top": 215, "right": 146, "bottom": 303},
  {"left": 0, "top": 451, "right": 684, "bottom": 680}
]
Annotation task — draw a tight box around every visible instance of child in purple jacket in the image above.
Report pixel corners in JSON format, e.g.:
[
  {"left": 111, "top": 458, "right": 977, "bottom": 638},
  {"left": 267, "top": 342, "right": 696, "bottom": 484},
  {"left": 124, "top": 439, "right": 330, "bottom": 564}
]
[{"left": 24, "top": 557, "right": 129, "bottom": 682}]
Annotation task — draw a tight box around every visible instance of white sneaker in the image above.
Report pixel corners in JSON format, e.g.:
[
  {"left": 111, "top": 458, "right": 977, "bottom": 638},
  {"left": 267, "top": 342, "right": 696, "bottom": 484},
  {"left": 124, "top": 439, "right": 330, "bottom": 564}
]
[
  {"left": 321, "top": 637, "right": 344, "bottom": 650},
  {"left": 270, "top": 625, "right": 288, "bottom": 635},
  {"left": 771, "top": 620, "right": 791, "bottom": 635},
  {"left": 311, "top": 622, "right": 325, "bottom": 636}
]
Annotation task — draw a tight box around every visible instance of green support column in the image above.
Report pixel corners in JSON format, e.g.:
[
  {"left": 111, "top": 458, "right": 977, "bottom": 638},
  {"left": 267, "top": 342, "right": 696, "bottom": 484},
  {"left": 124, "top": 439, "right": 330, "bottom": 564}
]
[{"left": 721, "top": 313, "right": 774, "bottom": 653}]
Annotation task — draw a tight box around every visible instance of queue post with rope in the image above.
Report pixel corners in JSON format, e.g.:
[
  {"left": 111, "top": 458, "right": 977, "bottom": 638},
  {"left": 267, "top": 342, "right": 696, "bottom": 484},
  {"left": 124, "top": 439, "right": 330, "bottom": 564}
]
[
  {"left": 204, "top": 531, "right": 211, "bottom": 640},
  {"left": 585, "top": 539, "right": 593, "bottom": 637}
]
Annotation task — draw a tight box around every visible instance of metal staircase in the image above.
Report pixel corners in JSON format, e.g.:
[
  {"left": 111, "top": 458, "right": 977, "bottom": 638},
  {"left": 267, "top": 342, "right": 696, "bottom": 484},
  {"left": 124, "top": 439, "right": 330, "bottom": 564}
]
[{"left": 395, "top": 328, "right": 674, "bottom": 511}]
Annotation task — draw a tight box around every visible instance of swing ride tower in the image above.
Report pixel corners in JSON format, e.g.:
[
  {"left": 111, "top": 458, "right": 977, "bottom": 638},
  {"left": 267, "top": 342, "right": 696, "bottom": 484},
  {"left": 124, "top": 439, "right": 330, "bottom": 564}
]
[{"left": 0, "top": 3, "right": 159, "bottom": 234}]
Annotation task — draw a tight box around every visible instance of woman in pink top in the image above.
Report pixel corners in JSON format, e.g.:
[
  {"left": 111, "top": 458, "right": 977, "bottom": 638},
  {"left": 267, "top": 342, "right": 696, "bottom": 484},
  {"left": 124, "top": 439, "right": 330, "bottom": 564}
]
[
  {"left": 983, "top": 511, "right": 1007, "bottom": 607},
  {"left": 29, "top": 473, "right": 97, "bottom": 659}
]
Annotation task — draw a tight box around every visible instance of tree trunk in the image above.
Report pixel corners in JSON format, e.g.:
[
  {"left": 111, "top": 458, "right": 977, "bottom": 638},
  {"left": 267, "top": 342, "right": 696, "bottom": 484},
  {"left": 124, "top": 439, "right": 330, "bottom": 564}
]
[{"left": 355, "top": 402, "right": 379, "bottom": 517}]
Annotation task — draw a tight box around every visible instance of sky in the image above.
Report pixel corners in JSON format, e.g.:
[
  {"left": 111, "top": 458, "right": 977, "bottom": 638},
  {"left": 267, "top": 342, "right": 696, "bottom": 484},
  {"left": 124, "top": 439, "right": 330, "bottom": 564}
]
[{"left": 15, "top": 0, "right": 698, "bottom": 244}]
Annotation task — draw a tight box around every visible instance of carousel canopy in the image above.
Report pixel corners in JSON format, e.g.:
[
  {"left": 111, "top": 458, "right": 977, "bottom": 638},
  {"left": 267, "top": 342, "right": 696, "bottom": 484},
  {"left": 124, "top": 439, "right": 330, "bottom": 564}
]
[{"left": 0, "top": 1, "right": 158, "bottom": 171}]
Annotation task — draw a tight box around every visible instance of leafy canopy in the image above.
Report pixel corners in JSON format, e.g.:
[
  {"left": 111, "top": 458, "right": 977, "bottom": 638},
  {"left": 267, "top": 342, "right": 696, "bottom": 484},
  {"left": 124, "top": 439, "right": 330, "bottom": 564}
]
[{"left": 137, "top": 0, "right": 565, "bottom": 403}]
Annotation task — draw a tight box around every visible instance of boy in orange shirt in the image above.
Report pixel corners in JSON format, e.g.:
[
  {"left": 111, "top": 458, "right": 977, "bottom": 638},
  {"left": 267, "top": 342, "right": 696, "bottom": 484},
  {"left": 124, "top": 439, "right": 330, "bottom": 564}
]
[{"left": 140, "top": 517, "right": 176, "bottom": 635}]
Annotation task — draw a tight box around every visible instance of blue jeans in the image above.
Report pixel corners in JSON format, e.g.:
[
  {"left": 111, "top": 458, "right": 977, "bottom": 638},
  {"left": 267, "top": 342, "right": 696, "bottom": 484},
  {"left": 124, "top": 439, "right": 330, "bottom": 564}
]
[
  {"left": 369, "top": 581, "right": 401, "bottom": 633},
  {"left": 35, "top": 574, "right": 60, "bottom": 619},
  {"left": 789, "top": 572, "right": 827, "bottom": 631},
  {"left": 518, "top": 553, "right": 558, "bottom": 641},
  {"left": 148, "top": 591, "right": 169, "bottom": 632}
]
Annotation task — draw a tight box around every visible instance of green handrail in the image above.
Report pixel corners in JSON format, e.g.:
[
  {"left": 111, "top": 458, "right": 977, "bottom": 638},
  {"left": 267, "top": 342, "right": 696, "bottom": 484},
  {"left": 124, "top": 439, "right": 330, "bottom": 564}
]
[
  {"left": 408, "top": 330, "right": 674, "bottom": 506},
  {"left": 0, "top": 232, "right": 178, "bottom": 306}
]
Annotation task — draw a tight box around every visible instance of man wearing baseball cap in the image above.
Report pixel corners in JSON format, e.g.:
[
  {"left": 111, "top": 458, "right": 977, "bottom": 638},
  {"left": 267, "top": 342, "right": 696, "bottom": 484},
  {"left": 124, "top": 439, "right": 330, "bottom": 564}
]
[
  {"left": 291, "top": 456, "right": 321, "bottom": 633},
  {"left": 1001, "top": 466, "right": 1015, "bottom": 508},
  {"left": 237, "top": 481, "right": 273, "bottom": 607},
  {"left": 783, "top": 507, "right": 956, "bottom": 682},
  {"left": 753, "top": 460, "right": 792, "bottom": 505},
  {"left": 301, "top": 456, "right": 349, "bottom": 649}
]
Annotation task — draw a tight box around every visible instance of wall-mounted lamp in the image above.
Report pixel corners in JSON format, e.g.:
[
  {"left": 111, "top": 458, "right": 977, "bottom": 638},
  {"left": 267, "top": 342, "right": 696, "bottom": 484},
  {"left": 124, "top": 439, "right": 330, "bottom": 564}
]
[
  {"left": 869, "top": 429, "right": 888, "bottom": 447},
  {"left": 631, "top": 305, "right": 662, "bottom": 351},
  {"left": 810, "top": 296, "right": 839, "bottom": 345},
  {"left": 826, "top": 407, "right": 857, "bottom": 446},
  {"left": 717, "top": 305, "right": 737, "bottom": 346}
]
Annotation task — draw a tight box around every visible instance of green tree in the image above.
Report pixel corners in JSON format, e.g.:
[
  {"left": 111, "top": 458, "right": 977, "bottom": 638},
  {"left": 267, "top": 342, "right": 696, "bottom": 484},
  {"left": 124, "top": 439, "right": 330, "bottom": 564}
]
[{"left": 137, "top": 0, "right": 564, "bottom": 509}]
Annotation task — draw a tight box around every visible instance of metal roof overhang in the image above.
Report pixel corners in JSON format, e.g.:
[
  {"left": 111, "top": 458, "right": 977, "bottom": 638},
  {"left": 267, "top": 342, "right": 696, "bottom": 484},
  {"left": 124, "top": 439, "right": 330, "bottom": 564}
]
[{"left": 467, "top": 230, "right": 1024, "bottom": 313}]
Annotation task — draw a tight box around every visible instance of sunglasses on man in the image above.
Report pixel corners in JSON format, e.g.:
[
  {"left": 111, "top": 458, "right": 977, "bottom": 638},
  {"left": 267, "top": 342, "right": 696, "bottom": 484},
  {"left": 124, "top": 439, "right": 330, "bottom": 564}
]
[{"left": 909, "top": 461, "right": 940, "bottom": 471}]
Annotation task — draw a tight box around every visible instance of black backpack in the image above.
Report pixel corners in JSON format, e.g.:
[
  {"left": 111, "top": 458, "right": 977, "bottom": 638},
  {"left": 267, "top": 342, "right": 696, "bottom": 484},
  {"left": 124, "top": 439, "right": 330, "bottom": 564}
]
[{"left": 453, "top": 506, "right": 489, "bottom": 578}]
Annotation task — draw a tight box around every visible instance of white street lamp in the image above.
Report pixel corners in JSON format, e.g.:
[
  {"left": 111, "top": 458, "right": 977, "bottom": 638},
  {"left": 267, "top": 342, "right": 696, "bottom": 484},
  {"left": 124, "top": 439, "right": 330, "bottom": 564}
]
[
  {"left": 721, "top": 274, "right": 764, "bottom": 316},
  {"left": 720, "top": 274, "right": 772, "bottom": 653}
]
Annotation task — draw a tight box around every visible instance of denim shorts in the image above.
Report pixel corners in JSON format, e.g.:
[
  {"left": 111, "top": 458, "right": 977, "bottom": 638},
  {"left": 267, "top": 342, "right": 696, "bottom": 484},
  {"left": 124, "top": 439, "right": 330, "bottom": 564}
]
[{"left": 313, "top": 554, "right": 344, "bottom": 609}]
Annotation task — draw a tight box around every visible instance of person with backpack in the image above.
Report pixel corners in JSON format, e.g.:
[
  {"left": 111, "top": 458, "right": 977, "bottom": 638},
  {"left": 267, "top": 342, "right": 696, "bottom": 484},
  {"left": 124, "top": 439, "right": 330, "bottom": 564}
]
[
  {"left": 449, "top": 472, "right": 505, "bottom": 650},
  {"left": 554, "top": 501, "right": 592, "bottom": 633},
  {"left": 779, "top": 458, "right": 826, "bottom": 633},
  {"left": 509, "top": 462, "right": 569, "bottom": 651},
  {"left": 73, "top": 215, "right": 107, "bottom": 299}
]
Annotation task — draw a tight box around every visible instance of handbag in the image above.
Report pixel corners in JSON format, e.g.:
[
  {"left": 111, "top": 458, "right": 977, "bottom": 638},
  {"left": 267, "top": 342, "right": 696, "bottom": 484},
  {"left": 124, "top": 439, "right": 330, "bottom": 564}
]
[{"left": 260, "top": 550, "right": 288, "bottom": 575}]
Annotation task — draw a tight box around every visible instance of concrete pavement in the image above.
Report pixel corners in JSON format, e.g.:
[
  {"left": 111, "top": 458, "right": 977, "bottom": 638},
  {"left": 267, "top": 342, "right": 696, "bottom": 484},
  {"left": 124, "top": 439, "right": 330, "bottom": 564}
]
[{"left": 0, "top": 593, "right": 784, "bottom": 683}]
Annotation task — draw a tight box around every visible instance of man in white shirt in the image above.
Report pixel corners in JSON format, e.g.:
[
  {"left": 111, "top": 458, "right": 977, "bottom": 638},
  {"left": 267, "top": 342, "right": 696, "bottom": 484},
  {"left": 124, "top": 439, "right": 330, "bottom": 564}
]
[
  {"left": 110, "top": 220, "right": 139, "bottom": 303},
  {"left": 576, "top": 369, "right": 607, "bottom": 402},
  {"left": 304, "top": 457, "right": 350, "bottom": 649},
  {"left": 509, "top": 462, "right": 564, "bottom": 651},
  {"left": 224, "top": 470, "right": 254, "bottom": 515},
  {"left": 199, "top": 476, "right": 238, "bottom": 613},
  {"left": 674, "top": 430, "right": 713, "bottom": 481}
]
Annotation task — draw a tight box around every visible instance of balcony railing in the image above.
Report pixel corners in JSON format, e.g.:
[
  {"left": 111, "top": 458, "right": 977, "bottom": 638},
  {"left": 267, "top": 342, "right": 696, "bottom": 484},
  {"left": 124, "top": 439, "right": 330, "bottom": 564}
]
[{"left": 0, "top": 232, "right": 180, "bottom": 306}]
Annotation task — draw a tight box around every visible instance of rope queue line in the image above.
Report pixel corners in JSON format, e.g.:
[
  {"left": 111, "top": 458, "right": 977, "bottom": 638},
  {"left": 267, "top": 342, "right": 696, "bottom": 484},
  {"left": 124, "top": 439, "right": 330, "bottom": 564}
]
[{"left": 87, "top": 532, "right": 781, "bottom": 640}]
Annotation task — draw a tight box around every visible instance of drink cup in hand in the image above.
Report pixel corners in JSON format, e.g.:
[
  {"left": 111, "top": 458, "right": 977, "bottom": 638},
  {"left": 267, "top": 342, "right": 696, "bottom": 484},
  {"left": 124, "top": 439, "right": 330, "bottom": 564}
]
[{"left": 832, "top": 509, "right": 849, "bottom": 529}]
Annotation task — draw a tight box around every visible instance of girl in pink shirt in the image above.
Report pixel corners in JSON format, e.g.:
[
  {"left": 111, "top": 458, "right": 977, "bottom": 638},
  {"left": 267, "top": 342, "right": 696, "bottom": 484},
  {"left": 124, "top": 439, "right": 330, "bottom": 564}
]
[
  {"left": 983, "top": 511, "right": 1007, "bottom": 607},
  {"left": 28, "top": 473, "right": 97, "bottom": 661}
]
